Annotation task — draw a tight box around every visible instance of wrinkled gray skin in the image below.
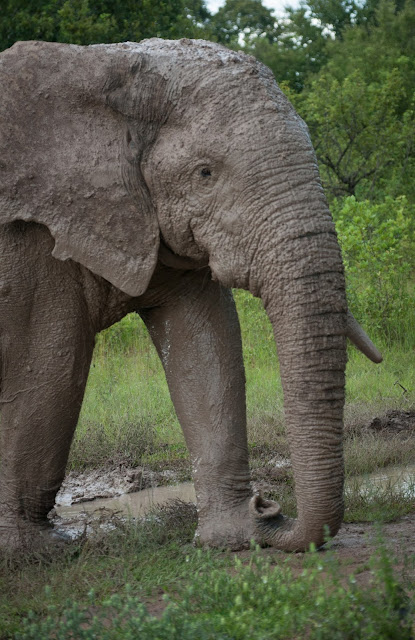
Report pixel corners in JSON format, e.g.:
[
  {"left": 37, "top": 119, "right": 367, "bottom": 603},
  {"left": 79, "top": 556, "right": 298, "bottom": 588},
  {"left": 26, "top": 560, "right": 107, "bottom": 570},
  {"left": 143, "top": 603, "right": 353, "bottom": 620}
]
[{"left": 0, "top": 39, "right": 381, "bottom": 552}]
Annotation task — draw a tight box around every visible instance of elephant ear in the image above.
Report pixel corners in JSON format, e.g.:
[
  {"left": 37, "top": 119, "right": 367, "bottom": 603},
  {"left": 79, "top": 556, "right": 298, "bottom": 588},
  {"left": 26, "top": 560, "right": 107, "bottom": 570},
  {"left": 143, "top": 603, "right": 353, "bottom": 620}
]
[{"left": 0, "top": 41, "right": 169, "bottom": 296}]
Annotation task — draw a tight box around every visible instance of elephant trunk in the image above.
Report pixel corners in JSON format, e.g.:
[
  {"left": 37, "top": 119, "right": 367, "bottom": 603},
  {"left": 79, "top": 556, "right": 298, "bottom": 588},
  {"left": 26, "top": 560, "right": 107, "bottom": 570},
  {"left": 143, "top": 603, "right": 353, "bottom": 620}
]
[{"left": 250, "top": 224, "right": 348, "bottom": 551}]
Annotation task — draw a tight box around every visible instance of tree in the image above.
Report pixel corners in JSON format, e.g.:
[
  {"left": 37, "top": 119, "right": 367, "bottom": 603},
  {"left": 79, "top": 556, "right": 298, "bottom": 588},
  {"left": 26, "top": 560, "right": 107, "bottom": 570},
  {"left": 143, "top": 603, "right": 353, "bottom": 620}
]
[
  {"left": 0, "top": 0, "right": 213, "bottom": 51},
  {"left": 57, "top": 0, "right": 119, "bottom": 44},
  {"left": 211, "top": 0, "right": 279, "bottom": 46},
  {"left": 299, "top": 68, "right": 415, "bottom": 199},
  {"left": 303, "top": 0, "right": 361, "bottom": 39},
  {"left": 0, "top": 0, "right": 59, "bottom": 49},
  {"left": 323, "top": 0, "right": 415, "bottom": 89},
  {"left": 248, "top": 5, "right": 329, "bottom": 92},
  {"left": 289, "top": 0, "right": 415, "bottom": 201}
]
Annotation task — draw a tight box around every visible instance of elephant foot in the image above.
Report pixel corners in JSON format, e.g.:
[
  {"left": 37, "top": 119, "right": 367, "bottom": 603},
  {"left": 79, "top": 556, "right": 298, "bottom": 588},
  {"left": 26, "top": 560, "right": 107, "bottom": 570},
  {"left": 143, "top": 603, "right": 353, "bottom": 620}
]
[
  {"left": 0, "top": 513, "right": 71, "bottom": 554},
  {"left": 194, "top": 499, "right": 257, "bottom": 551}
]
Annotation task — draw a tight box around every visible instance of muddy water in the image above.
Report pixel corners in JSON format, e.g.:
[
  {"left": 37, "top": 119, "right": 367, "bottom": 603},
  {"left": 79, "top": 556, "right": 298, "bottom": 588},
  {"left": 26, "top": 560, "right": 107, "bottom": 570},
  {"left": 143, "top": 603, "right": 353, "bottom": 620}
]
[
  {"left": 55, "top": 482, "right": 196, "bottom": 520},
  {"left": 350, "top": 463, "right": 415, "bottom": 496},
  {"left": 54, "top": 463, "right": 415, "bottom": 526}
]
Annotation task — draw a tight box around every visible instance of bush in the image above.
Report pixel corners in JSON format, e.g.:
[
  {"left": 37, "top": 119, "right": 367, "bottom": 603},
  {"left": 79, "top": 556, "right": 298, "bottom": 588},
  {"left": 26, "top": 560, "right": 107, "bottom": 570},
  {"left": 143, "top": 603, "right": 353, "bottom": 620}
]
[{"left": 333, "top": 195, "right": 415, "bottom": 344}]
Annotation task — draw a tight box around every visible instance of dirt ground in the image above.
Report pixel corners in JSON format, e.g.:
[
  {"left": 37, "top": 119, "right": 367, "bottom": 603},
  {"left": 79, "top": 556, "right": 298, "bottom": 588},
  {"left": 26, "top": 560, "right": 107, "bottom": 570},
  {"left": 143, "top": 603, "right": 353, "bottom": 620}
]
[
  {"left": 314, "top": 514, "right": 414, "bottom": 582},
  {"left": 365, "top": 409, "right": 415, "bottom": 435}
]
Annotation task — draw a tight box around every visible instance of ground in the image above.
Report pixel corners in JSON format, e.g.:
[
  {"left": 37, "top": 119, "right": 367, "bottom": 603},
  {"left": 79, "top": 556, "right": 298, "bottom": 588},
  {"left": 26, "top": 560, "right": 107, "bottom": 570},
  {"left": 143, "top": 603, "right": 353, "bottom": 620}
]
[
  {"left": 51, "top": 408, "right": 415, "bottom": 611},
  {"left": 0, "top": 409, "right": 414, "bottom": 636}
]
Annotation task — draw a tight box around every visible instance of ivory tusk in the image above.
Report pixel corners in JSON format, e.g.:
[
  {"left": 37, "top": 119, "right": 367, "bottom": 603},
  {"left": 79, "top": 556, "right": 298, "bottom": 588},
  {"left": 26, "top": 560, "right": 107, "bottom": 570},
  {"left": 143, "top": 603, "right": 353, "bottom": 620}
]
[{"left": 346, "top": 311, "right": 383, "bottom": 363}]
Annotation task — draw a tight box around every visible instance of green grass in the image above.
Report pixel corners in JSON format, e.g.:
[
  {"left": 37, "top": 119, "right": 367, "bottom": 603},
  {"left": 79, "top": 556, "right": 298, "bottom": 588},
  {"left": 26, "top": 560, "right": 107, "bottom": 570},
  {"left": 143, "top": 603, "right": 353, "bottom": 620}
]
[
  {"left": 9, "top": 532, "right": 414, "bottom": 640},
  {"left": 1, "top": 500, "right": 413, "bottom": 638},
  {"left": 344, "top": 479, "right": 415, "bottom": 522},
  {"left": 345, "top": 344, "right": 415, "bottom": 407},
  {"left": 344, "top": 431, "right": 415, "bottom": 476},
  {"left": 70, "top": 332, "right": 182, "bottom": 469},
  {"left": 0, "top": 503, "right": 205, "bottom": 638}
]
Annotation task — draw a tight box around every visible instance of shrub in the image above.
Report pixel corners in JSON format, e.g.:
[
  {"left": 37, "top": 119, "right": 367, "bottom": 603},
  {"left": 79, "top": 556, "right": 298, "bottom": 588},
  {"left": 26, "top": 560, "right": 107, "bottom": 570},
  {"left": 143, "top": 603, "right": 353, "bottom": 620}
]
[{"left": 333, "top": 195, "right": 415, "bottom": 344}]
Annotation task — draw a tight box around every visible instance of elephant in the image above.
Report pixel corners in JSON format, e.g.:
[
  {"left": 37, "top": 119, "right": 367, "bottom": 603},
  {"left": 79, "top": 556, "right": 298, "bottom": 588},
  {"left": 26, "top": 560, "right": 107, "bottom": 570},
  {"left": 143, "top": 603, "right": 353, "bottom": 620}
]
[{"left": 0, "top": 38, "right": 382, "bottom": 552}]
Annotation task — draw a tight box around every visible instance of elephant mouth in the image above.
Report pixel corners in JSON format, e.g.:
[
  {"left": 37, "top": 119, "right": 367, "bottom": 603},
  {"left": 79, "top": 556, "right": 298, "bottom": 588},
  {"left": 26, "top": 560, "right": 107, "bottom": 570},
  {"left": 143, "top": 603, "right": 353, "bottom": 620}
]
[{"left": 158, "top": 239, "right": 209, "bottom": 271}]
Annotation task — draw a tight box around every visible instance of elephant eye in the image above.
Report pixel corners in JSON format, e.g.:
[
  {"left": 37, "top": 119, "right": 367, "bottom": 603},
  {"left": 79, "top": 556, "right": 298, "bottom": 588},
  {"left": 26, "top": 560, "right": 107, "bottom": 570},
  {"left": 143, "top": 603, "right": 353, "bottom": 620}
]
[{"left": 191, "top": 163, "right": 220, "bottom": 191}]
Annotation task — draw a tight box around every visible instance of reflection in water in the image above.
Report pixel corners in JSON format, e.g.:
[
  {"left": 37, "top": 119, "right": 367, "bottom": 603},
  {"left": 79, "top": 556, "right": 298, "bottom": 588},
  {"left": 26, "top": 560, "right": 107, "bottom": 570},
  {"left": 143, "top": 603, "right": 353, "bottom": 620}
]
[{"left": 55, "top": 482, "right": 196, "bottom": 520}]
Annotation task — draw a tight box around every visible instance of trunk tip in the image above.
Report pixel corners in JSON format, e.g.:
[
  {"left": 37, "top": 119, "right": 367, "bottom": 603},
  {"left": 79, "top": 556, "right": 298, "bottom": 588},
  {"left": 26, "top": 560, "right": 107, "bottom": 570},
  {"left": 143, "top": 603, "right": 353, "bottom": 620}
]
[{"left": 250, "top": 494, "right": 282, "bottom": 520}]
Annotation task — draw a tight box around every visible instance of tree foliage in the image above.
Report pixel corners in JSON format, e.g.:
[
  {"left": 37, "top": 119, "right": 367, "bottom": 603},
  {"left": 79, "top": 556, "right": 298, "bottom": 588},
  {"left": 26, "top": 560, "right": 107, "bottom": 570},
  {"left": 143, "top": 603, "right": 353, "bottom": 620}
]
[
  {"left": 210, "top": 0, "right": 279, "bottom": 45},
  {"left": 247, "top": 5, "right": 329, "bottom": 92},
  {"left": 0, "top": 0, "right": 212, "bottom": 50},
  {"left": 285, "top": 0, "right": 415, "bottom": 200},
  {"left": 333, "top": 196, "right": 415, "bottom": 339},
  {"left": 298, "top": 68, "right": 415, "bottom": 198}
]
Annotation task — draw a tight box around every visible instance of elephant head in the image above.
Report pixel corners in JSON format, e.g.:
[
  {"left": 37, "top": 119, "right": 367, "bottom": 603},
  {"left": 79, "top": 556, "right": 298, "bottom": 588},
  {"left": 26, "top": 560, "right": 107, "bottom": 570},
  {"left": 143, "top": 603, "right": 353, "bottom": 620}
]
[{"left": 0, "top": 39, "right": 381, "bottom": 551}]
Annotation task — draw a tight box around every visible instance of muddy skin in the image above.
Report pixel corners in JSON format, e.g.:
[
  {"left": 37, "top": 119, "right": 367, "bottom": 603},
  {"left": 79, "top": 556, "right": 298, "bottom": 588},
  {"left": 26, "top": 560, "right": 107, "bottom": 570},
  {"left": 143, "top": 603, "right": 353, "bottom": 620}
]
[{"left": 0, "top": 39, "right": 380, "bottom": 552}]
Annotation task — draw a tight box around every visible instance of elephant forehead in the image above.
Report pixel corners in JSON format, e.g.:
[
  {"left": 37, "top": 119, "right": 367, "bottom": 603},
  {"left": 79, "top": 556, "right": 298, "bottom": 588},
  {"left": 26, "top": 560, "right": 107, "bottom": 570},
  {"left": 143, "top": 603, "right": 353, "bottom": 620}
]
[
  {"left": 150, "top": 107, "right": 308, "bottom": 175},
  {"left": 168, "top": 84, "right": 302, "bottom": 155}
]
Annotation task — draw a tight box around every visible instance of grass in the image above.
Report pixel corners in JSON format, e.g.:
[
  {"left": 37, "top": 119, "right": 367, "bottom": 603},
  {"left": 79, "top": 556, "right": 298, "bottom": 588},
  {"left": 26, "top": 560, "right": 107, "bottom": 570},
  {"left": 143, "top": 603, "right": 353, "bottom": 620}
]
[
  {"left": 3, "top": 519, "right": 413, "bottom": 640},
  {"left": 344, "top": 431, "right": 415, "bottom": 476},
  {"left": 0, "top": 503, "right": 203, "bottom": 637},
  {"left": 344, "top": 478, "right": 415, "bottom": 522}
]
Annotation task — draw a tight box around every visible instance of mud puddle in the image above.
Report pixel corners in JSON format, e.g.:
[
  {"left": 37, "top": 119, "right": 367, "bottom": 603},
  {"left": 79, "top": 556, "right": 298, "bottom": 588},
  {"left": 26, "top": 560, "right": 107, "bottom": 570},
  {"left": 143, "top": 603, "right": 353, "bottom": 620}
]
[
  {"left": 352, "top": 463, "right": 415, "bottom": 497},
  {"left": 55, "top": 482, "right": 196, "bottom": 520},
  {"left": 51, "top": 462, "right": 415, "bottom": 541},
  {"left": 51, "top": 466, "right": 194, "bottom": 539},
  {"left": 51, "top": 409, "right": 415, "bottom": 539}
]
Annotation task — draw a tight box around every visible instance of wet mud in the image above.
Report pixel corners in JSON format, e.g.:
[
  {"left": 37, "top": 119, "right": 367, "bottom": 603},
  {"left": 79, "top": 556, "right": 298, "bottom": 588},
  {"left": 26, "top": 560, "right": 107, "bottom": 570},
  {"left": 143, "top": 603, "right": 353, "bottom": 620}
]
[
  {"left": 368, "top": 409, "right": 415, "bottom": 434},
  {"left": 56, "top": 466, "right": 179, "bottom": 506},
  {"left": 51, "top": 467, "right": 191, "bottom": 539},
  {"left": 53, "top": 463, "right": 414, "bottom": 524},
  {"left": 56, "top": 482, "right": 196, "bottom": 519}
]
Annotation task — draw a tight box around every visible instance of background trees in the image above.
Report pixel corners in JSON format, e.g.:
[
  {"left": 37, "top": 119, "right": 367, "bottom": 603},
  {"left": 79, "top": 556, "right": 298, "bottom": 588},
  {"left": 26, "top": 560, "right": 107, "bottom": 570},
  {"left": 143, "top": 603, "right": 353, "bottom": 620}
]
[
  {"left": 296, "top": 0, "right": 415, "bottom": 201},
  {"left": 210, "top": 0, "right": 279, "bottom": 45},
  {"left": 0, "top": 0, "right": 211, "bottom": 49}
]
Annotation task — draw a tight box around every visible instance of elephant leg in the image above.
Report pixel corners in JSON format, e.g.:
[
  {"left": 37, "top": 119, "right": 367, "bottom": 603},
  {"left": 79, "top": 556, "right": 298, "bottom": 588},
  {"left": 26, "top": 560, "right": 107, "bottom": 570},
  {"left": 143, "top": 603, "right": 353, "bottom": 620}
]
[
  {"left": 141, "top": 273, "right": 253, "bottom": 549},
  {"left": 0, "top": 224, "right": 95, "bottom": 550}
]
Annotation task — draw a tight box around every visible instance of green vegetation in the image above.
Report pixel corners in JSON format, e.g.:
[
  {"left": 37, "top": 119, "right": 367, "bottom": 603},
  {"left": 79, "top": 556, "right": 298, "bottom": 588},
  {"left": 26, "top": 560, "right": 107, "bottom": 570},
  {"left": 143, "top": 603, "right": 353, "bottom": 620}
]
[
  {"left": 334, "top": 196, "right": 415, "bottom": 341},
  {"left": 1, "top": 511, "right": 413, "bottom": 639},
  {"left": 0, "top": 0, "right": 212, "bottom": 49},
  {"left": 0, "top": 504, "right": 204, "bottom": 638},
  {"left": 72, "top": 294, "right": 415, "bottom": 469}
]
